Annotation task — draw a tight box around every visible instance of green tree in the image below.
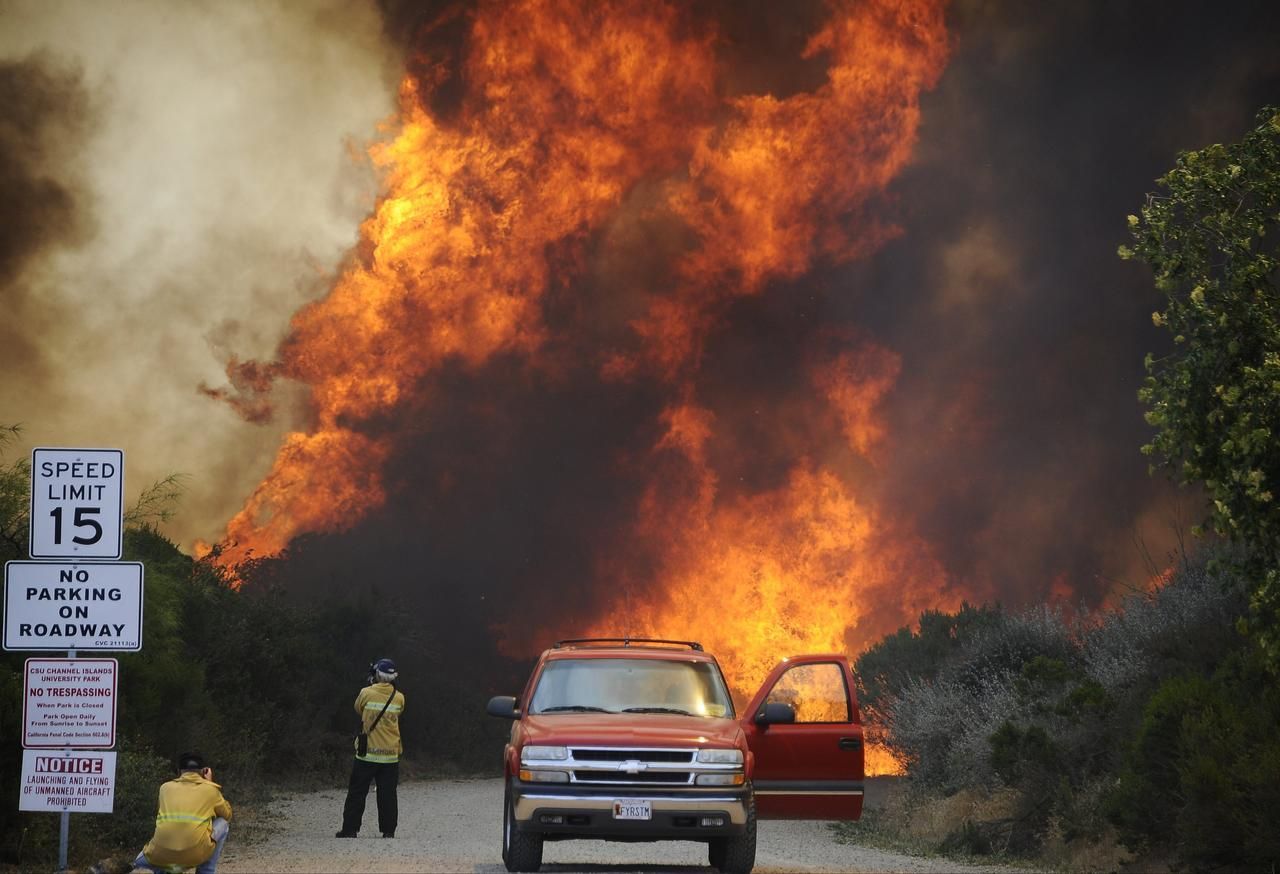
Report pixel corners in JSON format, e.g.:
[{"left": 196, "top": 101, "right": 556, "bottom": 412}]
[
  {"left": 1121, "top": 106, "right": 1280, "bottom": 653},
  {"left": 1107, "top": 645, "right": 1280, "bottom": 869},
  {"left": 0, "top": 424, "right": 30, "bottom": 562}
]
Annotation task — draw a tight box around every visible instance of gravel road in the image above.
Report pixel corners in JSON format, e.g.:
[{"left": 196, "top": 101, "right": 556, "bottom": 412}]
[{"left": 217, "top": 778, "right": 1033, "bottom": 873}]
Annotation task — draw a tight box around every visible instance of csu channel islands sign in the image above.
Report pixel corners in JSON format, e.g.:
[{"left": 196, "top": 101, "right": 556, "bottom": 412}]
[
  {"left": 29, "top": 448, "right": 124, "bottom": 560},
  {"left": 24, "top": 658, "right": 117, "bottom": 748}
]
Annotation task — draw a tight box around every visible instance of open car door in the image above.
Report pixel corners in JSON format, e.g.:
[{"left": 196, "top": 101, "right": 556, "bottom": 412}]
[{"left": 741, "top": 654, "right": 864, "bottom": 820}]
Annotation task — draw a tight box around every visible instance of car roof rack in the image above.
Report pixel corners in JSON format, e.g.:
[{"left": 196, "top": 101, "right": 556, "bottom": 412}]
[{"left": 554, "top": 637, "right": 704, "bottom": 652}]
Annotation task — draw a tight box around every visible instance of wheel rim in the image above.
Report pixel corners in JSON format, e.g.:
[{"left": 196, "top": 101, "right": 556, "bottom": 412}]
[{"left": 503, "top": 796, "right": 512, "bottom": 854}]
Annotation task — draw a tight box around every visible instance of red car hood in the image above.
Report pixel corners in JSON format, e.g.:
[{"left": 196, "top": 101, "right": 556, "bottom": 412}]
[{"left": 521, "top": 713, "right": 743, "bottom": 749}]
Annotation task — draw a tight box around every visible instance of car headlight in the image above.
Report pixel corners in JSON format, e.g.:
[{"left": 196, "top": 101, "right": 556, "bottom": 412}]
[
  {"left": 696, "top": 773, "right": 746, "bottom": 786},
  {"left": 522, "top": 745, "right": 569, "bottom": 762},
  {"left": 696, "top": 748, "right": 744, "bottom": 765}
]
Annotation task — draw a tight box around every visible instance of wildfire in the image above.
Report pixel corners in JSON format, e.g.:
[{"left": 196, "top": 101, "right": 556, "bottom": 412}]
[
  {"left": 576, "top": 353, "right": 945, "bottom": 777},
  {"left": 209, "top": 0, "right": 951, "bottom": 774}
]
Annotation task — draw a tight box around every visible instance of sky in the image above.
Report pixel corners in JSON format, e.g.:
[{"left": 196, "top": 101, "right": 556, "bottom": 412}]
[{"left": 3, "top": 0, "right": 1279, "bottom": 662}]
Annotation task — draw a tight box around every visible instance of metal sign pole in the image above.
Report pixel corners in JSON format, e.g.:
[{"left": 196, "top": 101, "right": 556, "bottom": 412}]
[{"left": 57, "top": 646, "right": 75, "bottom": 874}]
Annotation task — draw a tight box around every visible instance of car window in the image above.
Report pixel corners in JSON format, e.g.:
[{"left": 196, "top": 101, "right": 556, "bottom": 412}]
[
  {"left": 764, "top": 662, "right": 850, "bottom": 723},
  {"left": 529, "top": 658, "right": 735, "bottom": 718}
]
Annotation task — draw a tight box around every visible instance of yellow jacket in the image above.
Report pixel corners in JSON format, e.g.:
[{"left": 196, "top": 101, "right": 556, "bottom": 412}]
[
  {"left": 355, "top": 681, "right": 405, "bottom": 763},
  {"left": 142, "top": 772, "right": 233, "bottom": 867}
]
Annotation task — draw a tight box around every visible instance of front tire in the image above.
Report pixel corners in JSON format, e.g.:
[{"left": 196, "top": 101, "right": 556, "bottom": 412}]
[
  {"left": 708, "top": 838, "right": 726, "bottom": 871},
  {"left": 502, "top": 785, "right": 543, "bottom": 872},
  {"left": 708, "top": 796, "right": 756, "bottom": 874}
]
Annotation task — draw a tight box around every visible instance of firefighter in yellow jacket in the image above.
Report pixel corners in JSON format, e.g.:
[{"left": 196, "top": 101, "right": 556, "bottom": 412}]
[
  {"left": 132, "top": 752, "right": 232, "bottom": 874},
  {"left": 336, "top": 657, "right": 405, "bottom": 838}
]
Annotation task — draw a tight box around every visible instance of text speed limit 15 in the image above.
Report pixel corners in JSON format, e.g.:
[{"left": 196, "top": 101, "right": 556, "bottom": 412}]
[{"left": 29, "top": 448, "right": 124, "bottom": 561}]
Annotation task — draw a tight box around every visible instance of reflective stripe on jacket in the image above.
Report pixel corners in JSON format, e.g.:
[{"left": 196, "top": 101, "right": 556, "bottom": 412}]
[
  {"left": 142, "top": 772, "right": 233, "bottom": 868},
  {"left": 355, "top": 681, "right": 405, "bottom": 763}
]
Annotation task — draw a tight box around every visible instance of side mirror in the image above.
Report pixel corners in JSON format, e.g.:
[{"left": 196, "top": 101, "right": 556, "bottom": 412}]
[
  {"left": 754, "top": 701, "right": 796, "bottom": 729},
  {"left": 487, "top": 695, "right": 520, "bottom": 719}
]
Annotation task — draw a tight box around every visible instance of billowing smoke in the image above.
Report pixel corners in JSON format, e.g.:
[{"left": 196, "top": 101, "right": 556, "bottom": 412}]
[
  {"left": 863, "top": 0, "right": 1280, "bottom": 601},
  {"left": 0, "top": 0, "right": 399, "bottom": 535},
  {"left": 0, "top": 56, "right": 95, "bottom": 405}
]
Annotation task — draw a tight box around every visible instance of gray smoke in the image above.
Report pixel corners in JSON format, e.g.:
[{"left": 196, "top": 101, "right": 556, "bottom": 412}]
[{"left": 0, "top": 0, "right": 399, "bottom": 541}]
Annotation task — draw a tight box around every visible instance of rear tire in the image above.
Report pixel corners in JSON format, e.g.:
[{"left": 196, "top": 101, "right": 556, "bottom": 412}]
[
  {"left": 708, "top": 796, "right": 756, "bottom": 874},
  {"left": 502, "top": 785, "right": 543, "bottom": 872}
]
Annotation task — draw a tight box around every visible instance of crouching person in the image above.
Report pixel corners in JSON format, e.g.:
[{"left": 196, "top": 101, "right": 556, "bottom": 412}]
[{"left": 133, "top": 752, "right": 232, "bottom": 874}]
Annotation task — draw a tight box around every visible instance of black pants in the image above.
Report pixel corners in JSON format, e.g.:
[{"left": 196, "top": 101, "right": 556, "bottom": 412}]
[{"left": 341, "top": 759, "right": 399, "bottom": 835}]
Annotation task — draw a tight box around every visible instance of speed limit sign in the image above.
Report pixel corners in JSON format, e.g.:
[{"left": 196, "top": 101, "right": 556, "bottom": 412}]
[{"left": 29, "top": 449, "right": 124, "bottom": 560}]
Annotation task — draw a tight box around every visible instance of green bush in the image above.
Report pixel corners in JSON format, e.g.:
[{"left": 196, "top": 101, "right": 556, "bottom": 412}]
[
  {"left": 990, "top": 722, "right": 1058, "bottom": 787},
  {"left": 874, "top": 550, "right": 1269, "bottom": 867},
  {"left": 1108, "top": 643, "right": 1280, "bottom": 869},
  {"left": 939, "top": 818, "right": 993, "bottom": 856},
  {"left": 855, "top": 602, "right": 1004, "bottom": 720}
]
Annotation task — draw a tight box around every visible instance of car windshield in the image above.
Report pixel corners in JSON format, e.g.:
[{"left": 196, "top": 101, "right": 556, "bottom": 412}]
[{"left": 529, "top": 657, "right": 735, "bottom": 718}]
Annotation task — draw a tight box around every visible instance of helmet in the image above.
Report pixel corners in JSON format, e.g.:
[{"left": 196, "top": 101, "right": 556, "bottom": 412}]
[{"left": 372, "top": 658, "right": 398, "bottom": 682}]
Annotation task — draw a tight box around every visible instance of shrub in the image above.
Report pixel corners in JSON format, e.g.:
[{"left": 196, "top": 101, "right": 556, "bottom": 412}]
[
  {"left": 1081, "top": 557, "right": 1247, "bottom": 699},
  {"left": 855, "top": 602, "right": 1004, "bottom": 720},
  {"left": 990, "top": 722, "right": 1058, "bottom": 786},
  {"left": 882, "top": 604, "right": 1078, "bottom": 792},
  {"left": 939, "top": 818, "right": 992, "bottom": 856},
  {"left": 878, "top": 550, "right": 1262, "bottom": 867},
  {"left": 1108, "top": 643, "right": 1280, "bottom": 870}
]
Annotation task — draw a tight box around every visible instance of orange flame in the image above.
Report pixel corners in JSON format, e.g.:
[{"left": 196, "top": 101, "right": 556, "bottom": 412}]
[
  {"left": 864, "top": 733, "right": 908, "bottom": 777},
  {"left": 571, "top": 349, "right": 950, "bottom": 777},
  {"left": 211, "top": 0, "right": 951, "bottom": 772}
]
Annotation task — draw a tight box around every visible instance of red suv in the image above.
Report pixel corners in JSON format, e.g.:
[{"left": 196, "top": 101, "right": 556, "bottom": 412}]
[{"left": 486, "top": 638, "right": 865, "bottom": 874}]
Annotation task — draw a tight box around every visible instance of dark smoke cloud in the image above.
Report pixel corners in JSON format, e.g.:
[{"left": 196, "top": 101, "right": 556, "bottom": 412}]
[
  {"left": 375, "top": 0, "right": 473, "bottom": 122},
  {"left": 252, "top": 0, "right": 1280, "bottom": 670},
  {"left": 0, "top": 56, "right": 94, "bottom": 399},
  {"left": 852, "top": 0, "right": 1280, "bottom": 601}
]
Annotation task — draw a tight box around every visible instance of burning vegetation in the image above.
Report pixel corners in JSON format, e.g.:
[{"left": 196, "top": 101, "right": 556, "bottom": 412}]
[{"left": 205, "top": 0, "right": 953, "bottom": 771}]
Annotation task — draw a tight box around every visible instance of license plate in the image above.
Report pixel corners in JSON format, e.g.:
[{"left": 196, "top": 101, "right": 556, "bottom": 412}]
[{"left": 613, "top": 800, "right": 652, "bottom": 820}]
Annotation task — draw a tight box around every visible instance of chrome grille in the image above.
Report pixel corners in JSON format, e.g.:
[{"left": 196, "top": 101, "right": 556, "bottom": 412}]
[
  {"left": 530, "top": 746, "right": 735, "bottom": 787},
  {"left": 571, "top": 749, "right": 693, "bottom": 763},
  {"left": 573, "top": 770, "right": 691, "bottom": 783}
]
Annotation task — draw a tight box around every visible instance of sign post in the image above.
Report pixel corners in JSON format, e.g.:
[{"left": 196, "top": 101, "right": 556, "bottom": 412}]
[{"left": 4, "top": 447, "right": 136, "bottom": 872}]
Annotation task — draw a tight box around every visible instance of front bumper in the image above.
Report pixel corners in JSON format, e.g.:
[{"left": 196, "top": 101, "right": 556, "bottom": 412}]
[{"left": 510, "top": 780, "right": 750, "bottom": 840}]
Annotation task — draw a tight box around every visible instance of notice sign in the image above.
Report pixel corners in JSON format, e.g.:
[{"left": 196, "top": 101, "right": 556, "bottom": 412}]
[
  {"left": 19, "top": 749, "right": 116, "bottom": 813},
  {"left": 30, "top": 447, "right": 124, "bottom": 560},
  {"left": 24, "top": 658, "right": 117, "bottom": 748},
  {"left": 3, "top": 561, "right": 144, "bottom": 651}
]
